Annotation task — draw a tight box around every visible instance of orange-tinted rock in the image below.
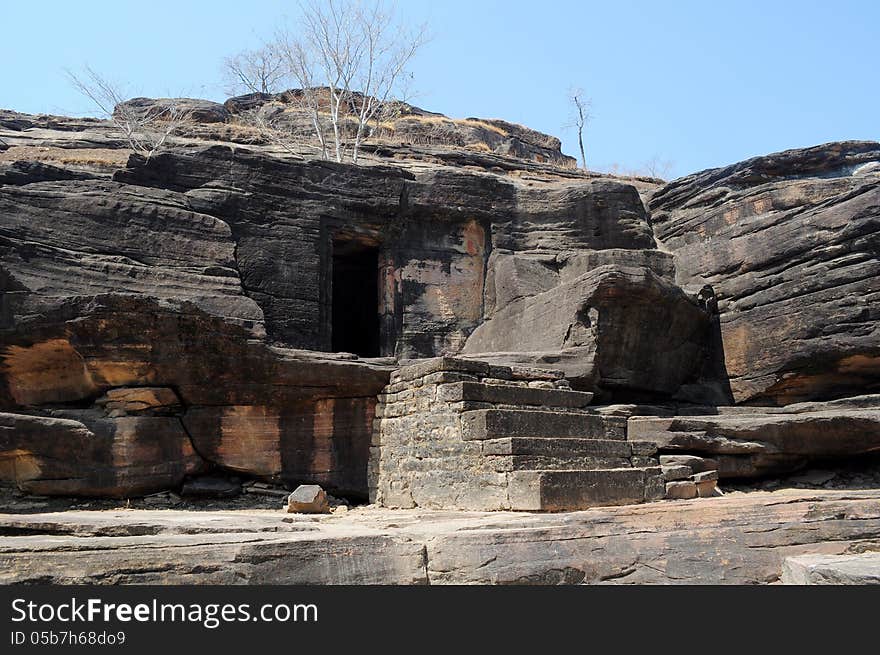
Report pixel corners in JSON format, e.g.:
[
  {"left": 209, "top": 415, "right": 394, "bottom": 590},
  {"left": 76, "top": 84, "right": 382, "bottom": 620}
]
[
  {"left": 96, "top": 387, "right": 181, "bottom": 416},
  {"left": 0, "top": 411, "right": 205, "bottom": 497}
]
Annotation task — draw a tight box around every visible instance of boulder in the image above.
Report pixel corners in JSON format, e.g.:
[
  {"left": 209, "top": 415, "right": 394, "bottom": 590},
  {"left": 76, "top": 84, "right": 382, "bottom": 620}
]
[
  {"left": 224, "top": 92, "right": 275, "bottom": 114},
  {"left": 115, "top": 97, "right": 230, "bottom": 124},
  {"left": 287, "top": 484, "right": 330, "bottom": 514},
  {"left": 463, "top": 264, "right": 714, "bottom": 401}
]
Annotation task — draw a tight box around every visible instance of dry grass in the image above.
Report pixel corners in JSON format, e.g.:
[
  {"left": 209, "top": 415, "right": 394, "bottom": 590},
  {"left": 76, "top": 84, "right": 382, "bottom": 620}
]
[
  {"left": 0, "top": 146, "right": 131, "bottom": 168},
  {"left": 398, "top": 114, "right": 511, "bottom": 137},
  {"left": 464, "top": 142, "right": 492, "bottom": 153},
  {"left": 458, "top": 118, "right": 510, "bottom": 136}
]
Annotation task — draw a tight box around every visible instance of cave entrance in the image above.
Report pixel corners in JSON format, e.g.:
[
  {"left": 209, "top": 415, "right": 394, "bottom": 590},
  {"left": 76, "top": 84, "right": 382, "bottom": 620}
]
[{"left": 331, "top": 239, "right": 381, "bottom": 357}]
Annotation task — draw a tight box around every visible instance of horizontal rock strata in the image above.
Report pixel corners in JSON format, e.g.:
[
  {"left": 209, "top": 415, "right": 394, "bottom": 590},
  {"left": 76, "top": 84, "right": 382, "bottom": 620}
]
[
  {"left": 1, "top": 490, "right": 878, "bottom": 584},
  {"left": 650, "top": 141, "right": 880, "bottom": 405}
]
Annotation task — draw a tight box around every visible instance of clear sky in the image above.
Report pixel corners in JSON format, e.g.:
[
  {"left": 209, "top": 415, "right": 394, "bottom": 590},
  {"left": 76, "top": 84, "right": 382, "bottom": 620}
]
[{"left": 1, "top": 0, "right": 877, "bottom": 178}]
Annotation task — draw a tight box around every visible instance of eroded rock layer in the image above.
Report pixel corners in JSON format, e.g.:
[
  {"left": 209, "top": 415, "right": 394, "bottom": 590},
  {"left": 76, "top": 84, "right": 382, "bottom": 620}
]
[
  {"left": 650, "top": 141, "right": 880, "bottom": 405},
  {"left": 2, "top": 490, "right": 879, "bottom": 584},
  {"left": 2, "top": 103, "right": 879, "bottom": 504}
]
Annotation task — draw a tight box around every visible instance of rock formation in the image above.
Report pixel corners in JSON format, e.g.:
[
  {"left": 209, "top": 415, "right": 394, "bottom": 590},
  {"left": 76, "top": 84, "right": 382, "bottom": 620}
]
[
  {"left": 1, "top": 96, "right": 879, "bottom": 511},
  {"left": 650, "top": 142, "right": 880, "bottom": 405}
]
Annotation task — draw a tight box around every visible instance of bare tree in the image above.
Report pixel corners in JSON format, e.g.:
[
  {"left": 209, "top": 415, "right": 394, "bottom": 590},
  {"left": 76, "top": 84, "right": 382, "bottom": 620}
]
[
  {"left": 274, "top": 37, "right": 332, "bottom": 159},
  {"left": 642, "top": 155, "right": 675, "bottom": 180},
  {"left": 568, "top": 88, "right": 590, "bottom": 171},
  {"left": 223, "top": 44, "right": 287, "bottom": 95},
  {"left": 344, "top": 2, "right": 427, "bottom": 163},
  {"left": 67, "top": 66, "right": 191, "bottom": 159},
  {"left": 275, "top": 0, "right": 427, "bottom": 163}
]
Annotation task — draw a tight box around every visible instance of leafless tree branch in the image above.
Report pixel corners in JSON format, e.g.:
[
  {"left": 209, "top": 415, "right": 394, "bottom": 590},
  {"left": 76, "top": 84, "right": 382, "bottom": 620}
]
[
  {"left": 223, "top": 44, "right": 287, "bottom": 95},
  {"left": 67, "top": 66, "right": 192, "bottom": 159},
  {"left": 269, "top": 0, "right": 426, "bottom": 163},
  {"left": 567, "top": 88, "right": 591, "bottom": 171}
]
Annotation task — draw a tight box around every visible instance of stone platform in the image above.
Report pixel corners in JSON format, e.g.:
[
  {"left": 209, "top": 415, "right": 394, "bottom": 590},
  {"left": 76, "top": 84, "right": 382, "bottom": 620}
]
[
  {"left": 2, "top": 489, "right": 879, "bottom": 585},
  {"left": 369, "top": 357, "right": 721, "bottom": 511}
]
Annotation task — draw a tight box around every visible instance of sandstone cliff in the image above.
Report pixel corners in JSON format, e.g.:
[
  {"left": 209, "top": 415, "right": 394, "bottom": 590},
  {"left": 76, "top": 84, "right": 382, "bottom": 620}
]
[{"left": 1, "top": 98, "right": 878, "bottom": 501}]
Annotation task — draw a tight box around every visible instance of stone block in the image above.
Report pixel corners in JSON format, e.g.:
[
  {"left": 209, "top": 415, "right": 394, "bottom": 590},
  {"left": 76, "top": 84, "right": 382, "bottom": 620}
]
[
  {"left": 665, "top": 481, "right": 698, "bottom": 500},
  {"left": 287, "top": 485, "right": 331, "bottom": 514},
  {"left": 662, "top": 464, "right": 693, "bottom": 481},
  {"left": 436, "top": 382, "right": 593, "bottom": 408}
]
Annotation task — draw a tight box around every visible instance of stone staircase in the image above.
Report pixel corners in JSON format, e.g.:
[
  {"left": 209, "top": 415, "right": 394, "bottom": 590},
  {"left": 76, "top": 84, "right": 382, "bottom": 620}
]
[{"left": 369, "top": 357, "right": 665, "bottom": 511}]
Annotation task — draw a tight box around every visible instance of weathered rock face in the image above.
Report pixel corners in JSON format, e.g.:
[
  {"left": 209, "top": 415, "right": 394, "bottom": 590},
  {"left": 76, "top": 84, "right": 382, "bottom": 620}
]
[
  {"left": 628, "top": 395, "right": 880, "bottom": 478},
  {"left": 463, "top": 263, "right": 714, "bottom": 401},
  {"left": 220, "top": 91, "right": 577, "bottom": 167},
  {"left": 106, "top": 147, "right": 664, "bottom": 359},
  {"left": 0, "top": 411, "right": 204, "bottom": 496},
  {"left": 0, "top": 176, "right": 263, "bottom": 336},
  {"left": 3, "top": 101, "right": 878, "bottom": 504},
  {"left": 118, "top": 97, "right": 231, "bottom": 124},
  {"left": 782, "top": 553, "right": 880, "bottom": 585},
  {"left": 0, "top": 285, "right": 392, "bottom": 496},
  {"left": 2, "top": 490, "right": 879, "bottom": 584},
  {"left": 2, "top": 106, "right": 686, "bottom": 498},
  {"left": 650, "top": 141, "right": 880, "bottom": 405}
]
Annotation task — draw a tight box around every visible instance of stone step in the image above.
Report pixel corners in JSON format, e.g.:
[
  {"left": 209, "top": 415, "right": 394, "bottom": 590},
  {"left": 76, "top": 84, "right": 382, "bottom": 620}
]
[
  {"left": 437, "top": 381, "right": 592, "bottom": 408},
  {"left": 488, "top": 454, "right": 634, "bottom": 472},
  {"left": 508, "top": 468, "right": 665, "bottom": 511},
  {"left": 461, "top": 409, "right": 627, "bottom": 441},
  {"left": 482, "top": 437, "right": 632, "bottom": 457}
]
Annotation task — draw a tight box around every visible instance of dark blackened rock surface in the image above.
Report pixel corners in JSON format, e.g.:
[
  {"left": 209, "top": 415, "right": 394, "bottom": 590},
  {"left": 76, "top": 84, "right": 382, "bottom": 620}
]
[
  {"left": 650, "top": 141, "right": 880, "bottom": 405},
  {"left": 0, "top": 160, "right": 98, "bottom": 186},
  {"left": 116, "top": 97, "right": 231, "bottom": 124},
  {"left": 112, "top": 145, "right": 657, "bottom": 356}
]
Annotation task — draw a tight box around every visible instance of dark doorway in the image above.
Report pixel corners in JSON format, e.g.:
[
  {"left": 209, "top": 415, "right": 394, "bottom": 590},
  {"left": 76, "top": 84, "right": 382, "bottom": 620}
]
[{"left": 332, "top": 239, "right": 381, "bottom": 357}]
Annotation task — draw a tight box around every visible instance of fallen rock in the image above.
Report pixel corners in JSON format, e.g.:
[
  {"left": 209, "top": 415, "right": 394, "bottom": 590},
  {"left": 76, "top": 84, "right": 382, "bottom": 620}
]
[
  {"left": 0, "top": 411, "right": 205, "bottom": 497},
  {"left": 287, "top": 485, "right": 331, "bottom": 514}
]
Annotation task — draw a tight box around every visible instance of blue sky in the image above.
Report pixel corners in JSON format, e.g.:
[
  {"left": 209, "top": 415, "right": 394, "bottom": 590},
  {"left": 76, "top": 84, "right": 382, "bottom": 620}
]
[{"left": 1, "top": 0, "right": 877, "bottom": 178}]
